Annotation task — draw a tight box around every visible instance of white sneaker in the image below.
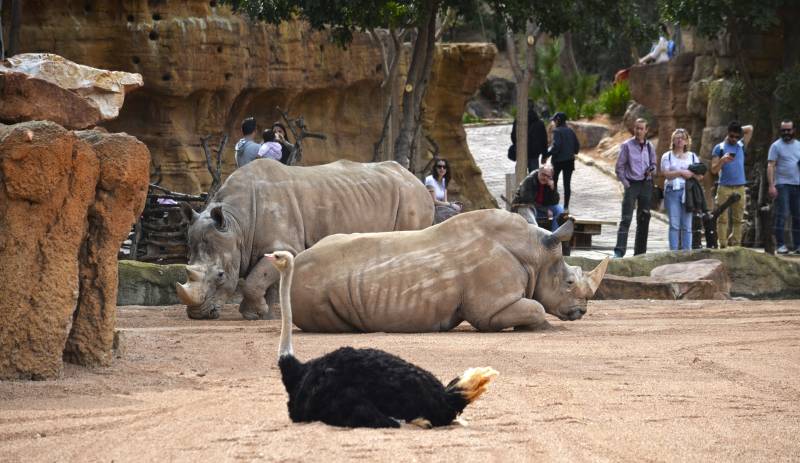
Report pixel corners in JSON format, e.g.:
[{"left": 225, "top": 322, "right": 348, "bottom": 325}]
[{"left": 776, "top": 245, "right": 789, "bottom": 254}]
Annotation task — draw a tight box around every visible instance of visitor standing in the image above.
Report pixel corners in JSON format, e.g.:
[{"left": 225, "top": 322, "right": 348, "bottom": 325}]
[
  {"left": 767, "top": 120, "right": 800, "bottom": 254},
  {"left": 542, "top": 112, "right": 579, "bottom": 211},
  {"left": 710, "top": 121, "right": 753, "bottom": 248},
  {"left": 234, "top": 117, "right": 261, "bottom": 168},
  {"left": 271, "top": 121, "right": 294, "bottom": 165},
  {"left": 614, "top": 118, "right": 657, "bottom": 257},
  {"left": 660, "top": 128, "right": 701, "bottom": 250},
  {"left": 509, "top": 103, "right": 548, "bottom": 174}
]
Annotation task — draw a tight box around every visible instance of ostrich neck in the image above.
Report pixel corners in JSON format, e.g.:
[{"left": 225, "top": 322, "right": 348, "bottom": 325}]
[{"left": 278, "top": 262, "right": 294, "bottom": 358}]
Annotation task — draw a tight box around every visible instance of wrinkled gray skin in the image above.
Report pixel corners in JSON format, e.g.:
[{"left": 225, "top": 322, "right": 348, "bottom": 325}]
[
  {"left": 176, "top": 159, "right": 434, "bottom": 320},
  {"left": 286, "top": 209, "right": 610, "bottom": 333}
]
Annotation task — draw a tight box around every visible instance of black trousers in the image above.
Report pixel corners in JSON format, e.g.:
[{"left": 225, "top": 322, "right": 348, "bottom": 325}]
[
  {"left": 614, "top": 179, "right": 652, "bottom": 257},
  {"left": 553, "top": 159, "right": 574, "bottom": 209}
]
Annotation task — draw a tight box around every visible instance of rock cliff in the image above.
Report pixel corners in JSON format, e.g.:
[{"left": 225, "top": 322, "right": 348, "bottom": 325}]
[
  {"left": 8, "top": 0, "right": 497, "bottom": 209},
  {"left": 0, "top": 121, "right": 150, "bottom": 380}
]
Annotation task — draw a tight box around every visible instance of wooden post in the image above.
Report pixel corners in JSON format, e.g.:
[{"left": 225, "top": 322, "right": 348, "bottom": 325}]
[{"left": 505, "top": 173, "right": 517, "bottom": 211}]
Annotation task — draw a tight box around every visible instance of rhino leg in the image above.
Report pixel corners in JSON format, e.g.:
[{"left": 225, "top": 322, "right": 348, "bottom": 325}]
[
  {"left": 239, "top": 258, "right": 280, "bottom": 320},
  {"left": 478, "top": 298, "right": 550, "bottom": 332}
]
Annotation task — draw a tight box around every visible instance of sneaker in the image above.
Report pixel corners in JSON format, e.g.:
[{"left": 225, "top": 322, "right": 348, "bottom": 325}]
[{"left": 776, "top": 245, "right": 790, "bottom": 254}]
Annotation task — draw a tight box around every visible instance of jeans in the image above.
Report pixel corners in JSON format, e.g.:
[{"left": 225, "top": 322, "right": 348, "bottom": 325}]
[
  {"left": 614, "top": 179, "right": 652, "bottom": 257},
  {"left": 553, "top": 160, "right": 574, "bottom": 210},
  {"left": 664, "top": 186, "right": 692, "bottom": 250},
  {"left": 715, "top": 185, "right": 745, "bottom": 247},
  {"left": 774, "top": 184, "right": 800, "bottom": 249},
  {"left": 536, "top": 204, "right": 566, "bottom": 231}
]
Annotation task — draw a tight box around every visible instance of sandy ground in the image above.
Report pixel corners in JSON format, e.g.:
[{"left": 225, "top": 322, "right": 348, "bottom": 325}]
[{"left": 2, "top": 301, "right": 799, "bottom": 462}]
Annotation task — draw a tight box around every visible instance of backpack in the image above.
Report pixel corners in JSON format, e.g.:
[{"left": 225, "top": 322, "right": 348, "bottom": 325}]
[{"left": 667, "top": 40, "right": 676, "bottom": 59}]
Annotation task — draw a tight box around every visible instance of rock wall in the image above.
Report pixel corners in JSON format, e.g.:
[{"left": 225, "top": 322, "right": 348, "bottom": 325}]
[
  {"left": 0, "top": 121, "right": 149, "bottom": 379},
  {"left": 8, "top": 0, "right": 497, "bottom": 209}
]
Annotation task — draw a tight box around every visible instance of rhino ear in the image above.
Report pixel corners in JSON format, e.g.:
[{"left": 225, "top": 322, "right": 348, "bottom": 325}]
[
  {"left": 542, "top": 218, "right": 574, "bottom": 249},
  {"left": 210, "top": 206, "right": 227, "bottom": 231},
  {"left": 180, "top": 202, "right": 199, "bottom": 224}
]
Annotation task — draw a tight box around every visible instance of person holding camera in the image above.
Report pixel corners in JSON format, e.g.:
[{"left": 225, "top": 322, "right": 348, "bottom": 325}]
[
  {"left": 614, "top": 118, "right": 657, "bottom": 257},
  {"left": 767, "top": 120, "right": 800, "bottom": 254},
  {"left": 710, "top": 121, "right": 753, "bottom": 248},
  {"left": 661, "top": 128, "right": 703, "bottom": 250}
]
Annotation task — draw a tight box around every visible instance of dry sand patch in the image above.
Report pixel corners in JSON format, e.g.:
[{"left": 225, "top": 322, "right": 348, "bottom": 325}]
[{"left": 1, "top": 301, "right": 799, "bottom": 462}]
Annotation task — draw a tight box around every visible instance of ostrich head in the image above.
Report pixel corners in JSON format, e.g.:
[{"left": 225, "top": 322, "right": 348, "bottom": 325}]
[{"left": 265, "top": 251, "right": 294, "bottom": 273}]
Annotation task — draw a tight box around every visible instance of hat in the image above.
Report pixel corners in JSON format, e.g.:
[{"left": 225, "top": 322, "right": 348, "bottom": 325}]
[{"left": 551, "top": 112, "right": 567, "bottom": 123}]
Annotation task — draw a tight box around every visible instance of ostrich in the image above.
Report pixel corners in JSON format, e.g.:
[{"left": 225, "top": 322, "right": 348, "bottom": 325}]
[{"left": 265, "top": 251, "right": 498, "bottom": 429}]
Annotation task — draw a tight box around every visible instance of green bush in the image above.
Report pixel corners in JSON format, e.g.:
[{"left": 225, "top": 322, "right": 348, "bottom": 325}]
[
  {"left": 597, "top": 81, "right": 631, "bottom": 117},
  {"left": 462, "top": 112, "right": 482, "bottom": 124}
]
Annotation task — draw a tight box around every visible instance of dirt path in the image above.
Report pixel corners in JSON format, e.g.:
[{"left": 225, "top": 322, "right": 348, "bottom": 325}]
[{"left": 2, "top": 301, "right": 799, "bottom": 462}]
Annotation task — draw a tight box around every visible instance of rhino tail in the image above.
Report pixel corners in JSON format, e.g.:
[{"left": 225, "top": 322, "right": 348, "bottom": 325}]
[{"left": 444, "top": 367, "right": 499, "bottom": 412}]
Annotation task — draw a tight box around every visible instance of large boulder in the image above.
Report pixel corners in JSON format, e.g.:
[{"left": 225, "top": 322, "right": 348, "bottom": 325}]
[
  {"left": 567, "top": 248, "right": 800, "bottom": 299},
  {"left": 595, "top": 259, "right": 731, "bottom": 300},
  {"left": 650, "top": 259, "right": 731, "bottom": 299},
  {"left": 568, "top": 121, "right": 611, "bottom": 149},
  {"left": 595, "top": 275, "right": 722, "bottom": 300},
  {"left": 0, "top": 121, "right": 149, "bottom": 380},
  {"left": 118, "top": 261, "right": 187, "bottom": 306},
  {"left": 0, "top": 53, "right": 143, "bottom": 129}
]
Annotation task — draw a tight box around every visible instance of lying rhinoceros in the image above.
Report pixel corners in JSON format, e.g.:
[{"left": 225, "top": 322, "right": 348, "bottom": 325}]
[
  {"left": 286, "top": 209, "right": 609, "bottom": 332},
  {"left": 176, "top": 159, "right": 434, "bottom": 320}
]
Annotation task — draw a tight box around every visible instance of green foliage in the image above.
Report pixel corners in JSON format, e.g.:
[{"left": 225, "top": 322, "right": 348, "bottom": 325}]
[
  {"left": 659, "top": 0, "right": 788, "bottom": 37},
  {"left": 774, "top": 64, "right": 800, "bottom": 123},
  {"left": 597, "top": 81, "right": 631, "bottom": 117},
  {"left": 529, "top": 39, "right": 599, "bottom": 120},
  {"left": 461, "top": 112, "right": 482, "bottom": 124}
]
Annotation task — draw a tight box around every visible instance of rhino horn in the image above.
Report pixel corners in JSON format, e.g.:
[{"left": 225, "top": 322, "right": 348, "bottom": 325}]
[
  {"left": 186, "top": 265, "right": 204, "bottom": 282},
  {"left": 176, "top": 282, "right": 203, "bottom": 306},
  {"left": 584, "top": 257, "right": 610, "bottom": 294},
  {"left": 542, "top": 218, "right": 574, "bottom": 249}
]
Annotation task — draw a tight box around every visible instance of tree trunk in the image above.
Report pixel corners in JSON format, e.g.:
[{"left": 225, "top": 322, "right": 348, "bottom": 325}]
[
  {"left": 1, "top": 1, "right": 5, "bottom": 60},
  {"left": 506, "top": 20, "right": 537, "bottom": 184},
  {"left": 559, "top": 32, "right": 579, "bottom": 77},
  {"left": 394, "top": 1, "right": 439, "bottom": 168},
  {"left": 8, "top": 0, "right": 21, "bottom": 57}
]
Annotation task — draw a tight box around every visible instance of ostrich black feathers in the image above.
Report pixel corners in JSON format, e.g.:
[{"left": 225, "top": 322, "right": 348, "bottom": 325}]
[
  {"left": 265, "top": 251, "right": 497, "bottom": 429},
  {"left": 279, "top": 347, "right": 479, "bottom": 428}
]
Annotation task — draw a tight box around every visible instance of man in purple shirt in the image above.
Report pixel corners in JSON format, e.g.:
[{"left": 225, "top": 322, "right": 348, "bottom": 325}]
[{"left": 614, "top": 118, "right": 657, "bottom": 257}]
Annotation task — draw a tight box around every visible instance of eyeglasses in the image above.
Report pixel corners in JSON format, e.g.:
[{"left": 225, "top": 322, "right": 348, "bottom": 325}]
[
  {"left": 539, "top": 173, "right": 553, "bottom": 179},
  {"left": 436, "top": 165, "right": 447, "bottom": 169}
]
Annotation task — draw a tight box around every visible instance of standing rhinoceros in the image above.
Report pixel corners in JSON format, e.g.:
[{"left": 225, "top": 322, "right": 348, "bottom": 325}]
[
  {"left": 285, "top": 209, "right": 609, "bottom": 332},
  {"left": 176, "top": 159, "right": 434, "bottom": 320}
]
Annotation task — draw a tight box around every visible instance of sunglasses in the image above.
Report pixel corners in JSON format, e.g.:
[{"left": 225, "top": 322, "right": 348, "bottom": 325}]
[
  {"left": 436, "top": 165, "right": 447, "bottom": 169},
  {"left": 780, "top": 129, "right": 793, "bottom": 133},
  {"left": 728, "top": 133, "right": 741, "bottom": 140}
]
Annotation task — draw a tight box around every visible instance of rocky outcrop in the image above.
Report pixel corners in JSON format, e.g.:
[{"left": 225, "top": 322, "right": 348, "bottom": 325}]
[
  {"left": 118, "top": 260, "right": 187, "bottom": 306},
  {"left": 0, "top": 121, "right": 149, "bottom": 380},
  {"left": 0, "top": 54, "right": 143, "bottom": 129},
  {"left": 10, "top": 1, "right": 497, "bottom": 209},
  {"left": 567, "top": 248, "right": 800, "bottom": 299},
  {"left": 595, "top": 259, "right": 731, "bottom": 300},
  {"left": 568, "top": 121, "right": 611, "bottom": 149}
]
